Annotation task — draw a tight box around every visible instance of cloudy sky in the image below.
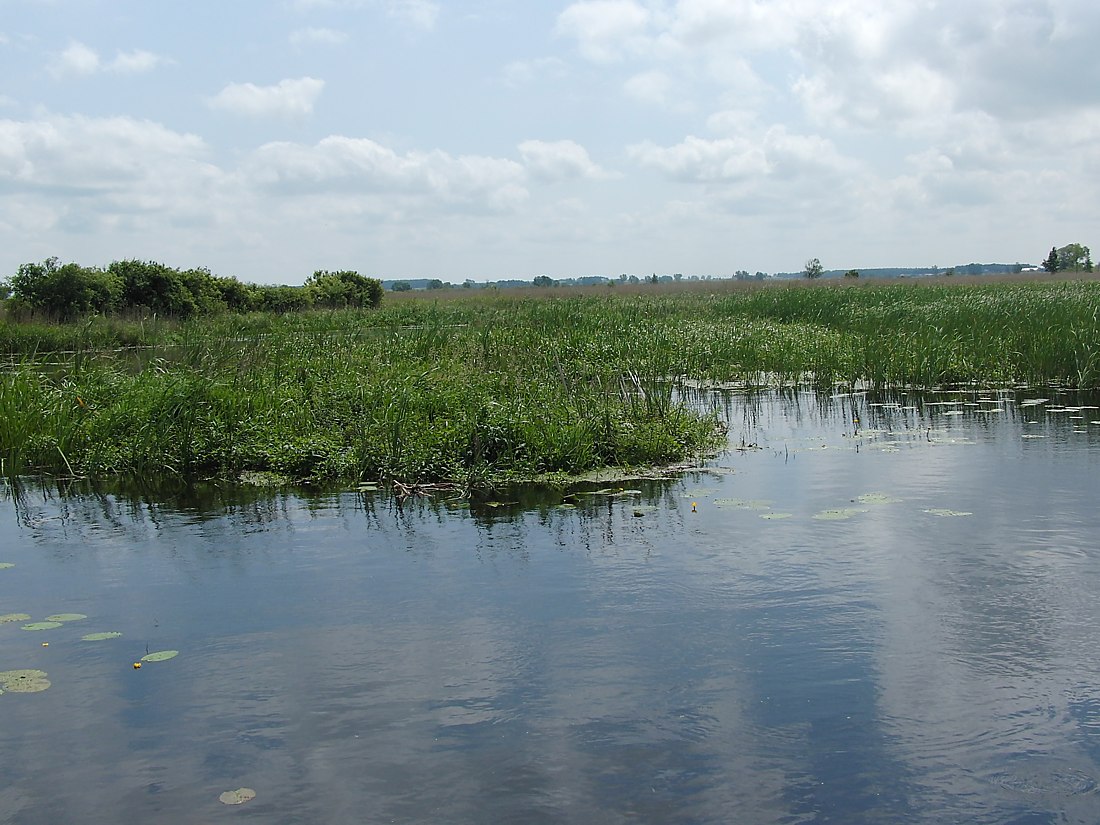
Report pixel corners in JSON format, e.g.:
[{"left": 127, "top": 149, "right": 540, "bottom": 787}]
[{"left": 1, "top": 0, "right": 1098, "bottom": 284}]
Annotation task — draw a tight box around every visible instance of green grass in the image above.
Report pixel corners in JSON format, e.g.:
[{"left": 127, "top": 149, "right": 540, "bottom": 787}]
[{"left": 2, "top": 278, "right": 1099, "bottom": 482}]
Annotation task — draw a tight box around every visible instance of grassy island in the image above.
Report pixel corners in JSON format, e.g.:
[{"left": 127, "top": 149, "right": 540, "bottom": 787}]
[{"left": 1, "top": 276, "right": 1099, "bottom": 484}]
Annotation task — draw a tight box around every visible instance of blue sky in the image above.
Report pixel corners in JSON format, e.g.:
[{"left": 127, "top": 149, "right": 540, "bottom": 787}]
[{"left": 2, "top": 0, "right": 1098, "bottom": 284}]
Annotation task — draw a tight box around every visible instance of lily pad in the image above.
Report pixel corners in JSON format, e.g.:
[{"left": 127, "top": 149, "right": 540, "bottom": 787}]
[
  {"left": 923, "top": 508, "right": 973, "bottom": 517},
  {"left": 714, "top": 498, "right": 772, "bottom": 510},
  {"left": 219, "top": 787, "right": 257, "bottom": 806},
  {"left": 759, "top": 512, "right": 794, "bottom": 520},
  {"left": 0, "top": 563, "right": 14, "bottom": 570},
  {"left": 45, "top": 613, "right": 87, "bottom": 623},
  {"left": 140, "top": 650, "right": 179, "bottom": 662},
  {"left": 0, "top": 669, "right": 50, "bottom": 693},
  {"left": 856, "top": 493, "right": 903, "bottom": 505},
  {"left": 813, "top": 507, "right": 868, "bottom": 521},
  {"left": 0, "top": 613, "right": 32, "bottom": 624},
  {"left": 22, "top": 622, "right": 63, "bottom": 631},
  {"left": 82, "top": 632, "right": 123, "bottom": 641}
]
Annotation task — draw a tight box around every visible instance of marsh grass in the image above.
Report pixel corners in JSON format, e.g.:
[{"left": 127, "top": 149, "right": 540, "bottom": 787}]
[{"left": 2, "top": 278, "right": 1099, "bottom": 481}]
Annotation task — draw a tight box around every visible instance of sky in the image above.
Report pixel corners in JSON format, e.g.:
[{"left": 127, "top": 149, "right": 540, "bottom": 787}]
[{"left": 1, "top": 0, "right": 1098, "bottom": 285}]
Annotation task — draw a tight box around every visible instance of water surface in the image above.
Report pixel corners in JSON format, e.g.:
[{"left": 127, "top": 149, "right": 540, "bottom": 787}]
[{"left": 2, "top": 387, "right": 1100, "bottom": 823}]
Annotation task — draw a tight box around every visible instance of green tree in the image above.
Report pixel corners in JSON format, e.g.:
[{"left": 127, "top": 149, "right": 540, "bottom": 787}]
[
  {"left": 844, "top": 269, "right": 859, "bottom": 279},
  {"left": 109, "top": 259, "right": 201, "bottom": 316},
  {"left": 426, "top": 278, "right": 445, "bottom": 290},
  {"left": 253, "top": 284, "right": 312, "bottom": 312},
  {"left": 804, "top": 258, "right": 824, "bottom": 279},
  {"left": 8, "top": 257, "right": 121, "bottom": 319},
  {"left": 1043, "top": 247, "right": 1059, "bottom": 273},
  {"left": 391, "top": 281, "right": 412, "bottom": 292},
  {"left": 307, "top": 270, "right": 383, "bottom": 308},
  {"left": 532, "top": 275, "right": 554, "bottom": 287},
  {"left": 1056, "top": 243, "right": 1091, "bottom": 271}
]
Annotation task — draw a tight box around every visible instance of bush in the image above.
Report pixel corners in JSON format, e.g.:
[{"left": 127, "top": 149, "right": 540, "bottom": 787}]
[
  {"left": 8, "top": 257, "right": 121, "bottom": 319},
  {"left": 306, "top": 270, "right": 383, "bottom": 309}
]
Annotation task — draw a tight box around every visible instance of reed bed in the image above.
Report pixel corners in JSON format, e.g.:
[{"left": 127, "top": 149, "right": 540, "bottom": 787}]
[{"left": 1, "top": 278, "right": 1098, "bottom": 482}]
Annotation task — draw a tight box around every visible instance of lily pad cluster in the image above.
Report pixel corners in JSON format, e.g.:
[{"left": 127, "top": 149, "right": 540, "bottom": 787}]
[
  {"left": 219, "top": 787, "right": 257, "bottom": 805},
  {"left": 0, "top": 669, "right": 50, "bottom": 694}
]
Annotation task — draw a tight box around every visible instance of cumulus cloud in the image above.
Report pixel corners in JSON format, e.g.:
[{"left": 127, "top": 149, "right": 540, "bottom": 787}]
[
  {"left": 628, "top": 135, "right": 768, "bottom": 182},
  {"left": 287, "top": 0, "right": 439, "bottom": 29},
  {"left": 0, "top": 114, "right": 220, "bottom": 235},
  {"left": 623, "top": 70, "right": 673, "bottom": 106},
  {"left": 518, "top": 139, "right": 612, "bottom": 182},
  {"left": 49, "top": 41, "right": 168, "bottom": 77},
  {"left": 244, "top": 136, "right": 527, "bottom": 210},
  {"left": 555, "top": 0, "right": 654, "bottom": 62},
  {"left": 502, "top": 57, "right": 568, "bottom": 87},
  {"left": 289, "top": 27, "right": 348, "bottom": 49},
  {"left": 207, "top": 77, "right": 325, "bottom": 118}
]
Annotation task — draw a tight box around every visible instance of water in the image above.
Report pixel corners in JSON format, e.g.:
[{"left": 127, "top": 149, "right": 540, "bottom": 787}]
[{"left": 3, "top": 388, "right": 1100, "bottom": 823}]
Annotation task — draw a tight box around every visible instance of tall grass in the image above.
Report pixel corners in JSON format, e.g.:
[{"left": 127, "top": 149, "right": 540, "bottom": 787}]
[{"left": 1, "top": 278, "right": 1098, "bottom": 481}]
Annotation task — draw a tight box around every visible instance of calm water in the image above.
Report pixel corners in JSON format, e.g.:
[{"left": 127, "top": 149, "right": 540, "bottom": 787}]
[{"left": 3, "top": 388, "right": 1100, "bottom": 824}]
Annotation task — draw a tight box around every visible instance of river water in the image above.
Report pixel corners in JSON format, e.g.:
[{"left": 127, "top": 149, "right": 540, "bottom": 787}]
[{"left": 2, "top": 388, "right": 1100, "bottom": 824}]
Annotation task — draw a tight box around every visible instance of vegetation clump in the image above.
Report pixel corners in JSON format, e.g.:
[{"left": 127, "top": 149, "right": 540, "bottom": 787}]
[{"left": 1, "top": 273, "right": 1099, "bottom": 485}]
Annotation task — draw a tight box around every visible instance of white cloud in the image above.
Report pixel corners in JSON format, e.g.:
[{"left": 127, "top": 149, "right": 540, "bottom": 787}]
[
  {"left": 50, "top": 41, "right": 100, "bottom": 76},
  {"left": 518, "top": 139, "right": 612, "bottom": 182},
  {"left": 623, "top": 70, "right": 672, "bottom": 106},
  {"left": 289, "top": 27, "right": 349, "bottom": 48},
  {"left": 207, "top": 77, "right": 325, "bottom": 118},
  {"left": 109, "top": 49, "right": 166, "bottom": 74},
  {"left": 48, "top": 41, "right": 168, "bottom": 78},
  {"left": 244, "top": 136, "right": 527, "bottom": 210},
  {"left": 287, "top": 0, "right": 439, "bottom": 29},
  {"left": 387, "top": 0, "right": 439, "bottom": 29},
  {"left": 628, "top": 135, "right": 768, "bottom": 182},
  {"left": 502, "top": 57, "right": 568, "bottom": 87},
  {"left": 555, "top": 0, "right": 654, "bottom": 62}
]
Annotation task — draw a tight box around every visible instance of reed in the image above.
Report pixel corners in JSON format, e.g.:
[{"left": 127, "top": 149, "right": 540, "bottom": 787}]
[{"left": 1, "top": 278, "right": 1098, "bottom": 482}]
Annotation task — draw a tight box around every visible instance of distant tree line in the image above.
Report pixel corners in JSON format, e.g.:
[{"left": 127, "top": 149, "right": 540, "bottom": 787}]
[
  {"left": 2, "top": 258, "right": 383, "bottom": 320},
  {"left": 1042, "top": 243, "right": 1093, "bottom": 273}
]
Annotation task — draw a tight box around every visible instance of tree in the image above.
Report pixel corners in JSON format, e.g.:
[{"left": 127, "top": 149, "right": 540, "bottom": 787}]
[
  {"left": 1056, "top": 243, "right": 1090, "bottom": 271},
  {"left": 1043, "top": 247, "right": 1059, "bottom": 273},
  {"left": 532, "top": 275, "right": 554, "bottom": 287},
  {"left": 804, "top": 258, "right": 824, "bottom": 279},
  {"left": 426, "top": 279, "right": 445, "bottom": 290},
  {"left": 9, "top": 257, "right": 121, "bottom": 319},
  {"left": 391, "top": 281, "right": 412, "bottom": 292},
  {"left": 844, "top": 269, "right": 859, "bottom": 279},
  {"left": 307, "top": 270, "right": 383, "bottom": 308}
]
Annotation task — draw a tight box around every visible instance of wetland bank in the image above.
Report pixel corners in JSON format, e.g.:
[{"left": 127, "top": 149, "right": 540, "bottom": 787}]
[
  {"left": 4, "top": 278, "right": 1100, "bottom": 823},
  {"left": 2, "top": 276, "right": 1100, "bottom": 486}
]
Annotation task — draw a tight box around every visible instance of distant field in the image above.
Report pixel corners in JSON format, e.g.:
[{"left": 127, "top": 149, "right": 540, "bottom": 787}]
[{"left": 1, "top": 276, "right": 1098, "bottom": 483}]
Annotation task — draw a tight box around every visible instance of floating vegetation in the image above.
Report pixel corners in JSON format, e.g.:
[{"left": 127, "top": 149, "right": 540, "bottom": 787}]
[
  {"left": 856, "top": 493, "right": 903, "bottom": 505},
  {"left": 714, "top": 498, "right": 772, "bottom": 510},
  {"left": 0, "top": 563, "right": 14, "bottom": 570},
  {"left": 813, "top": 507, "right": 869, "bottom": 521},
  {"left": 0, "top": 613, "right": 32, "bottom": 624},
  {"left": 356, "top": 483, "right": 380, "bottom": 492},
  {"left": 238, "top": 470, "right": 291, "bottom": 487},
  {"left": 0, "top": 669, "right": 50, "bottom": 694},
  {"left": 82, "top": 632, "right": 123, "bottom": 641},
  {"left": 219, "top": 787, "right": 257, "bottom": 806},
  {"left": 923, "top": 508, "right": 973, "bottom": 517},
  {"left": 140, "top": 650, "right": 179, "bottom": 662},
  {"left": 45, "top": 613, "right": 87, "bottom": 623},
  {"left": 21, "top": 622, "right": 63, "bottom": 631},
  {"left": 759, "top": 512, "right": 794, "bottom": 520}
]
